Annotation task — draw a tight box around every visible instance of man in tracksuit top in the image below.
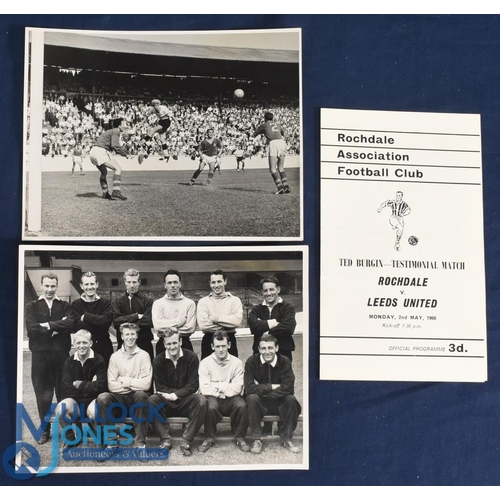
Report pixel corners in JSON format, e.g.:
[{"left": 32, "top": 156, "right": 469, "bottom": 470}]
[
  {"left": 248, "top": 276, "right": 297, "bottom": 362},
  {"left": 70, "top": 272, "right": 114, "bottom": 366},
  {"left": 198, "top": 331, "right": 250, "bottom": 453},
  {"left": 25, "top": 272, "right": 74, "bottom": 444},
  {"left": 197, "top": 269, "right": 243, "bottom": 360},
  {"left": 95, "top": 323, "right": 152, "bottom": 452},
  {"left": 148, "top": 331, "right": 206, "bottom": 457},
  {"left": 244, "top": 334, "right": 301, "bottom": 455},
  {"left": 113, "top": 268, "right": 154, "bottom": 360}
]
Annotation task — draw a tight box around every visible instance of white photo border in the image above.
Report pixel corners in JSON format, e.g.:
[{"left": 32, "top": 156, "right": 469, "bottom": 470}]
[
  {"left": 22, "top": 26, "right": 303, "bottom": 241},
  {"left": 17, "top": 244, "right": 309, "bottom": 474}
]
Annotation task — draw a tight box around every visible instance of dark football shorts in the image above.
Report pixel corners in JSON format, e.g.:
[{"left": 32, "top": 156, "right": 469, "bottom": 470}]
[{"left": 158, "top": 118, "right": 171, "bottom": 132}]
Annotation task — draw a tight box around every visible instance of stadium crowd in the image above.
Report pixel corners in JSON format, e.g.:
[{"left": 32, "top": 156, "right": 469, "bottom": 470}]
[{"left": 41, "top": 95, "right": 300, "bottom": 159}]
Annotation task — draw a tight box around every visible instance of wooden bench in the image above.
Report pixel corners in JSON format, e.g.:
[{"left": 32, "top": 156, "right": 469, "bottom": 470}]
[
  {"left": 151, "top": 415, "right": 304, "bottom": 442},
  {"left": 49, "top": 415, "right": 303, "bottom": 442}
]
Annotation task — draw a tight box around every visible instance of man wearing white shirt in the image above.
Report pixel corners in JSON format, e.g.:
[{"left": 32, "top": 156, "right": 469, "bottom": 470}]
[
  {"left": 197, "top": 269, "right": 243, "bottom": 360},
  {"left": 198, "top": 331, "right": 249, "bottom": 453},
  {"left": 138, "top": 99, "right": 179, "bottom": 163},
  {"left": 95, "top": 323, "right": 152, "bottom": 451},
  {"left": 152, "top": 270, "right": 196, "bottom": 355}
]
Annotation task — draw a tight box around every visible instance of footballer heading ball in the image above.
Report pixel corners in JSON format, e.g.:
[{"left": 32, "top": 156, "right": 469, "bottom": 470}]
[{"left": 234, "top": 88, "right": 244, "bottom": 99}]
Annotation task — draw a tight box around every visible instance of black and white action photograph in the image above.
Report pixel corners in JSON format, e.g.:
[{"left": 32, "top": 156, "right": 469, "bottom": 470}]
[
  {"left": 22, "top": 28, "right": 302, "bottom": 240},
  {"left": 17, "top": 245, "right": 308, "bottom": 473}
]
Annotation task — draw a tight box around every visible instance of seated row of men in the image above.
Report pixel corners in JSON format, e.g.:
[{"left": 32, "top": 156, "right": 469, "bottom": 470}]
[
  {"left": 25, "top": 268, "right": 298, "bottom": 449},
  {"left": 55, "top": 327, "right": 301, "bottom": 458}
]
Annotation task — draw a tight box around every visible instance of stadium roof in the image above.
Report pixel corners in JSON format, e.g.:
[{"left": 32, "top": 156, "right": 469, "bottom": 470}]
[
  {"left": 28, "top": 249, "right": 303, "bottom": 264},
  {"left": 44, "top": 31, "right": 300, "bottom": 64},
  {"left": 26, "top": 251, "right": 303, "bottom": 274}
]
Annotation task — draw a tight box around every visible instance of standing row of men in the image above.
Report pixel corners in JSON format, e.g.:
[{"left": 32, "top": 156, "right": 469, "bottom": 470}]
[{"left": 25, "top": 269, "right": 299, "bottom": 449}]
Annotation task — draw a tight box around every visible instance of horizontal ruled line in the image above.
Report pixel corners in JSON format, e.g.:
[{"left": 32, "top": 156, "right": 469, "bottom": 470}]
[
  {"left": 321, "top": 144, "right": 480, "bottom": 153},
  {"left": 321, "top": 127, "right": 480, "bottom": 137},
  {"left": 320, "top": 353, "right": 484, "bottom": 359},
  {"left": 321, "top": 336, "right": 484, "bottom": 341},
  {"left": 321, "top": 177, "right": 481, "bottom": 186},
  {"left": 322, "top": 160, "right": 481, "bottom": 169}
]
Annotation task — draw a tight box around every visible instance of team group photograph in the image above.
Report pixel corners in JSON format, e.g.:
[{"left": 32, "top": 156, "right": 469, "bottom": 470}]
[
  {"left": 23, "top": 28, "right": 302, "bottom": 239},
  {"left": 19, "top": 247, "right": 308, "bottom": 471}
]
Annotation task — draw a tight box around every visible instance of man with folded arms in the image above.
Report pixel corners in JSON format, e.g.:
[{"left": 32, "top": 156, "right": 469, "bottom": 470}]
[
  {"left": 25, "top": 272, "right": 73, "bottom": 445},
  {"left": 244, "top": 334, "right": 301, "bottom": 455},
  {"left": 248, "top": 276, "right": 296, "bottom": 362}
]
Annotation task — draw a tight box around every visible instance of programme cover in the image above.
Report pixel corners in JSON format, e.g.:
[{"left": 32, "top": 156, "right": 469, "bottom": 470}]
[{"left": 320, "top": 108, "right": 487, "bottom": 382}]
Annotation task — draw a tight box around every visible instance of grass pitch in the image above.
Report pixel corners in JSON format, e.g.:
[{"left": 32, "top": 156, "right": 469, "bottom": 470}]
[{"left": 38, "top": 167, "right": 300, "bottom": 238}]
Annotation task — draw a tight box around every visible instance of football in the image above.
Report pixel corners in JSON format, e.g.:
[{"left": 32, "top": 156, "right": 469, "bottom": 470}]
[
  {"left": 234, "top": 88, "right": 244, "bottom": 99},
  {"left": 408, "top": 235, "right": 419, "bottom": 246}
]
